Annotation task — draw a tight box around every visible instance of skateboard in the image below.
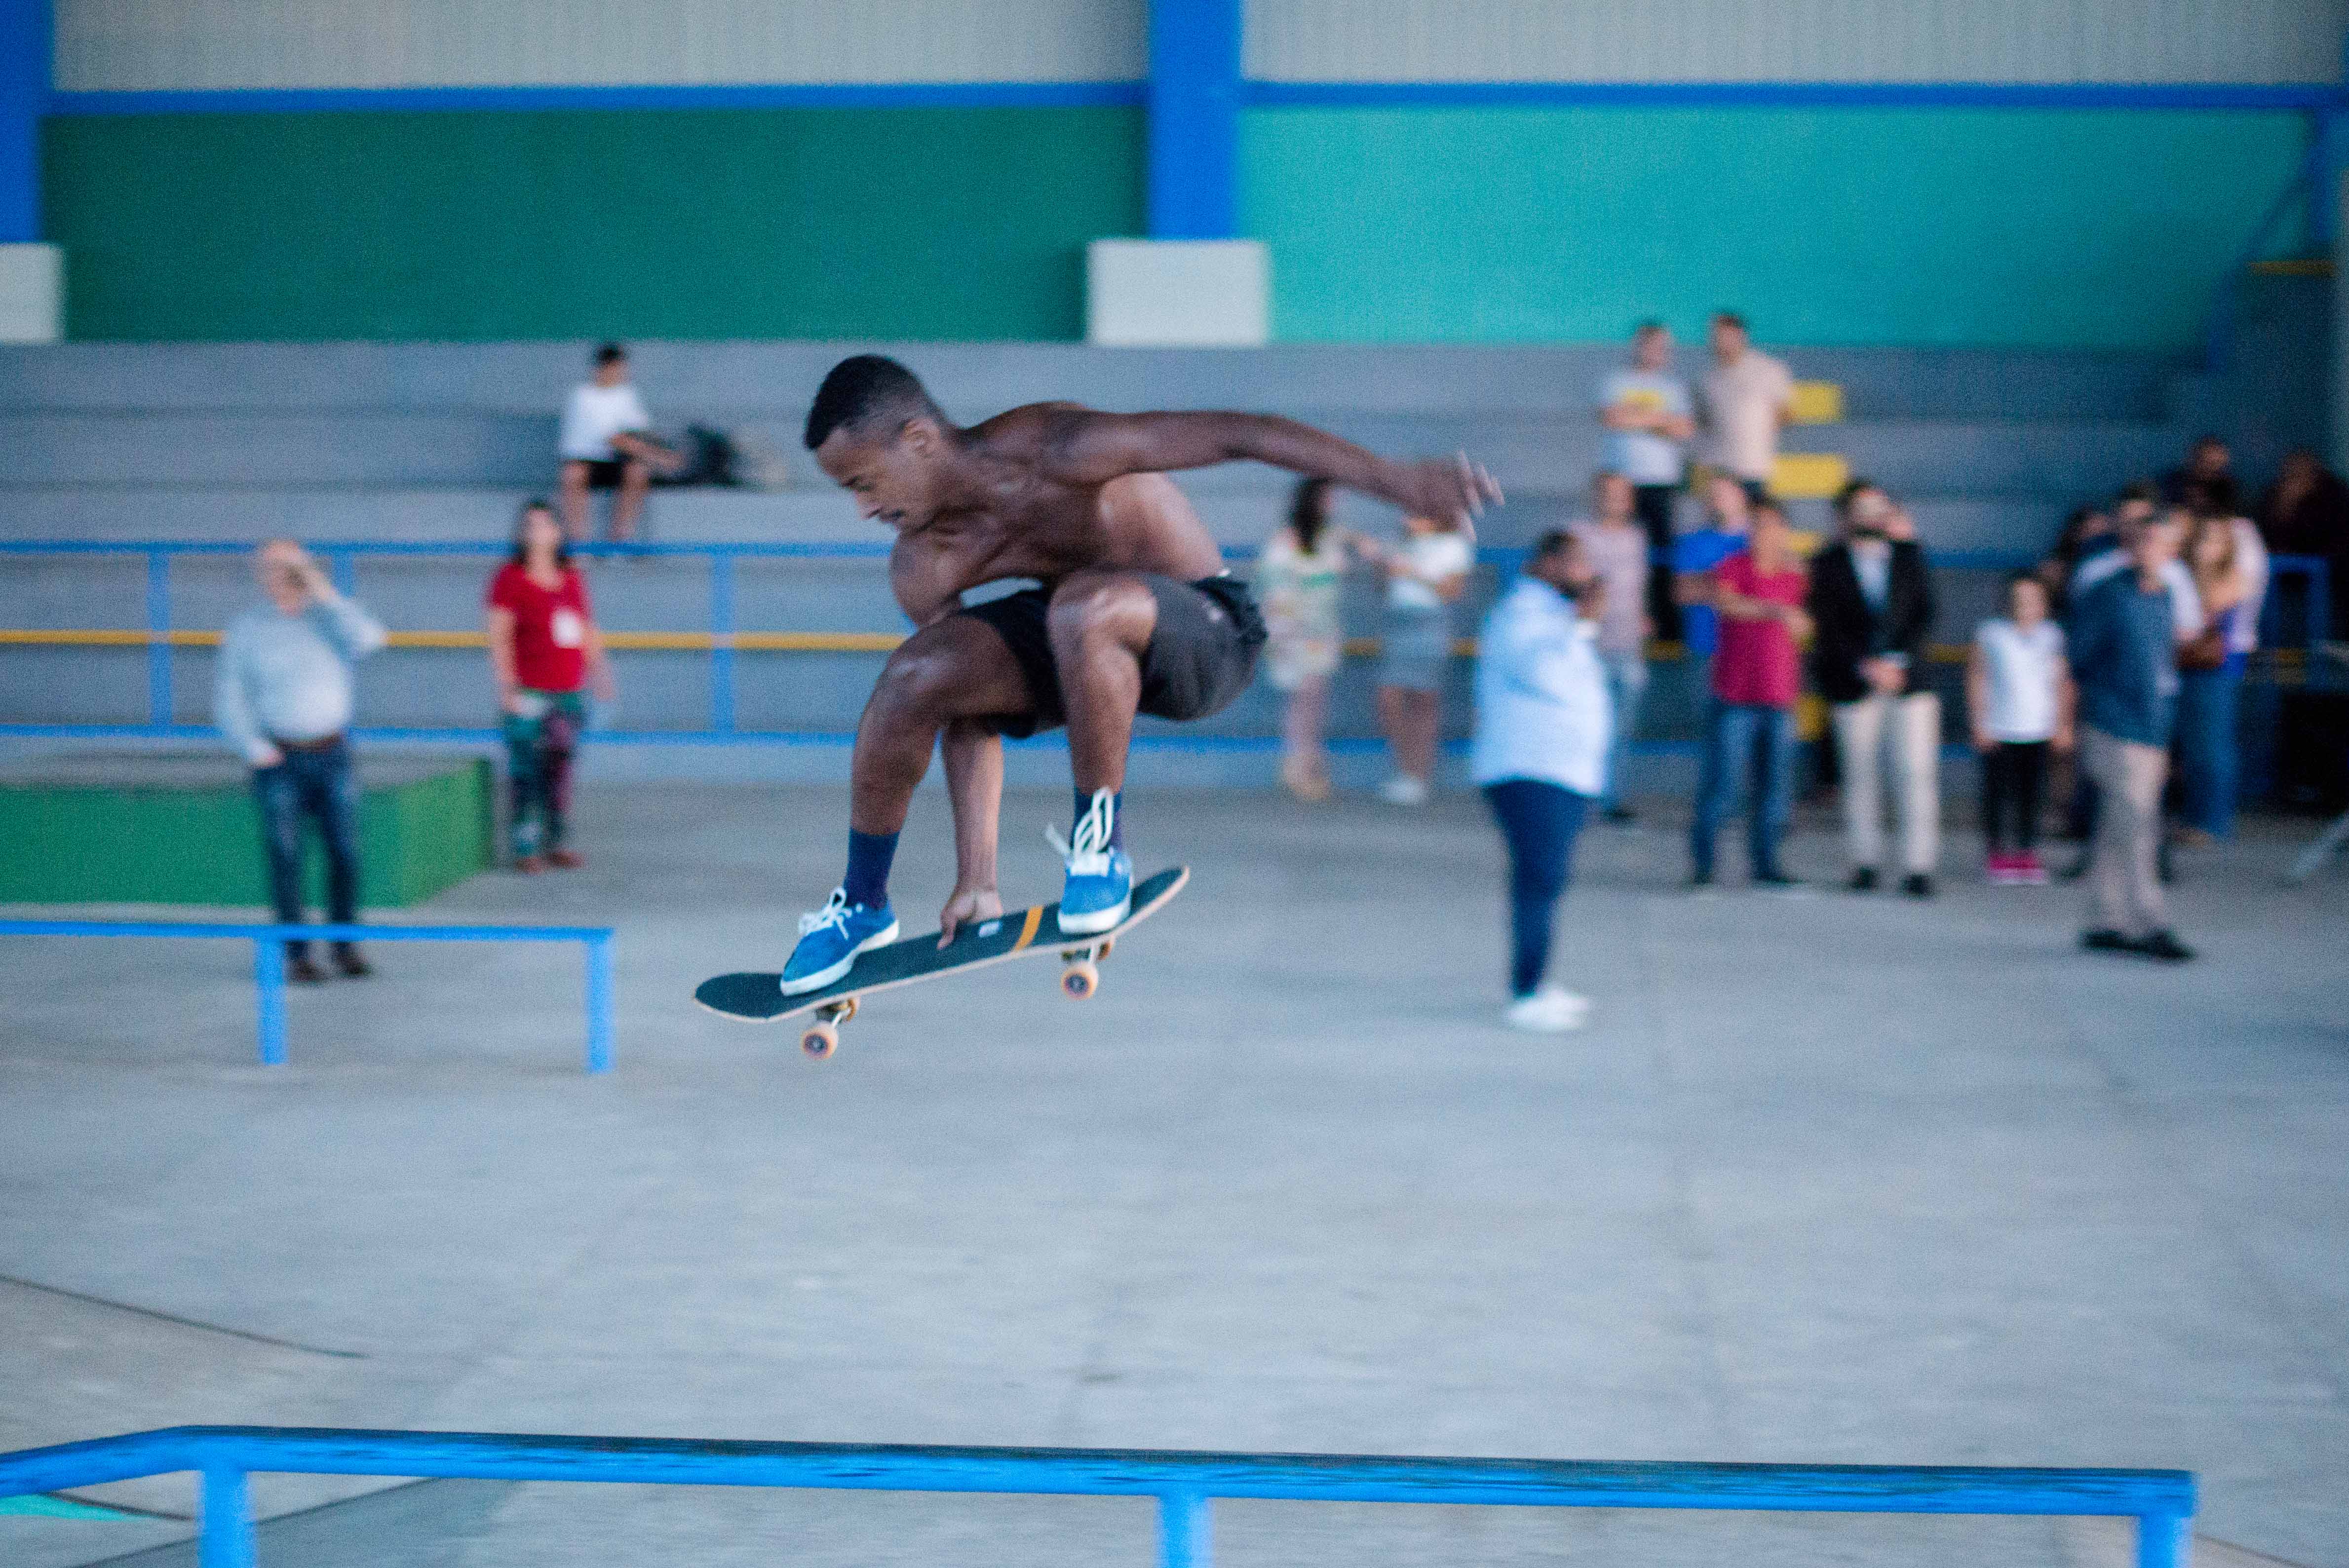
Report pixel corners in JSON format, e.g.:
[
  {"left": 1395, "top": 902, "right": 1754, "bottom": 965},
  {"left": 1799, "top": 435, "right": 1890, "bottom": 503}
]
[{"left": 694, "top": 866, "right": 1188, "bottom": 1060}]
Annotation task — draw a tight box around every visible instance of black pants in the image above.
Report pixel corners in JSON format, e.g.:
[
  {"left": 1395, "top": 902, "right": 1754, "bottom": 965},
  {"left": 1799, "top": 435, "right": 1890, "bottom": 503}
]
[
  {"left": 1483, "top": 779, "right": 1589, "bottom": 998},
  {"left": 1981, "top": 740, "right": 2050, "bottom": 854},
  {"left": 251, "top": 740, "right": 361, "bottom": 956},
  {"left": 1632, "top": 484, "right": 1679, "bottom": 641}
]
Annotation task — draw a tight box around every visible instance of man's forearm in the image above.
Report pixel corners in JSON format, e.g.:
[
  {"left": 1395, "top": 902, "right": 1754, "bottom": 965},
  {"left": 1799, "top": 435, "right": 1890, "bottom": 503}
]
[{"left": 942, "top": 719, "right": 1002, "bottom": 891}]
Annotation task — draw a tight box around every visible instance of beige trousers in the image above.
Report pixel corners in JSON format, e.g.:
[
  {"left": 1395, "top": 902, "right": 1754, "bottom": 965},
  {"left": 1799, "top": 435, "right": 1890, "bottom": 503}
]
[
  {"left": 1832, "top": 691, "right": 1942, "bottom": 874},
  {"left": 2080, "top": 725, "right": 2169, "bottom": 937}
]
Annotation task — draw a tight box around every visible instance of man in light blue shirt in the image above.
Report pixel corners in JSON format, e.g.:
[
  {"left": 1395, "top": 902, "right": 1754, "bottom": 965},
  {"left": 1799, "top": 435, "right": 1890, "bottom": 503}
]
[
  {"left": 216, "top": 540, "right": 387, "bottom": 982},
  {"left": 1597, "top": 321, "right": 1695, "bottom": 639},
  {"left": 1472, "top": 530, "right": 1612, "bottom": 1033}
]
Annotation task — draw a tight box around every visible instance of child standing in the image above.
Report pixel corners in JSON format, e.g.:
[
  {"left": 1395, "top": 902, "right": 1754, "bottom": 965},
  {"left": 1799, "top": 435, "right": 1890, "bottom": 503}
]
[{"left": 1967, "top": 574, "right": 2073, "bottom": 884}]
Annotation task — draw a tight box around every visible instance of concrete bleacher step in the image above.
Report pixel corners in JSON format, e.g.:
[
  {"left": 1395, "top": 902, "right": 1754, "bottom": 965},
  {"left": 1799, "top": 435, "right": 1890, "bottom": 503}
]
[
  {"left": 0, "top": 481, "right": 2064, "bottom": 555},
  {"left": 0, "top": 413, "right": 556, "bottom": 487},
  {"left": 0, "top": 408, "right": 2182, "bottom": 498},
  {"left": 0, "top": 339, "right": 2178, "bottom": 421}
]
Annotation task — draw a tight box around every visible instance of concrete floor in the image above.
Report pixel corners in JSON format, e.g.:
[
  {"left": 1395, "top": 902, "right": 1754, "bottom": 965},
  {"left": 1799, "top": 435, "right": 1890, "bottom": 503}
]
[{"left": 2, "top": 782, "right": 2345, "bottom": 1567}]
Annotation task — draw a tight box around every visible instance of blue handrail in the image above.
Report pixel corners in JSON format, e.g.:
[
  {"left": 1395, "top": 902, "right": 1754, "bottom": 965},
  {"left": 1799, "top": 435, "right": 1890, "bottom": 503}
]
[
  {"left": 0, "top": 920, "right": 616, "bottom": 1073},
  {"left": 0, "top": 1424, "right": 2196, "bottom": 1568},
  {"left": 0, "top": 537, "right": 2326, "bottom": 747}
]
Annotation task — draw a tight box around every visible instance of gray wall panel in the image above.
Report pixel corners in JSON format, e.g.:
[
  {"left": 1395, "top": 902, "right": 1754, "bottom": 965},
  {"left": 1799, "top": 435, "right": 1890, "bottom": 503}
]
[
  {"left": 1247, "top": 0, "right": 2349, "bottom": 84},
  {"left": 57, "top": 0, "right": 1145, "bottom": 91}
]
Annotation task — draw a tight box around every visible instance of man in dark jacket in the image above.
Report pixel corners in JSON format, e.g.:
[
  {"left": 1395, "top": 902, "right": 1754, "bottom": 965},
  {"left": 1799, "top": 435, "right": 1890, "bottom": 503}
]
[{"left": 1810, "top": 480, "right": 1939, "bottom": 895}]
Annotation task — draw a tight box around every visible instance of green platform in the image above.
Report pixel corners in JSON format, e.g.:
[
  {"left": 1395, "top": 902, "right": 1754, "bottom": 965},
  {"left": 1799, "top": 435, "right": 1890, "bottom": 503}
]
[{"left": 0, "top": 752, "right": 494, "bottom": 907}]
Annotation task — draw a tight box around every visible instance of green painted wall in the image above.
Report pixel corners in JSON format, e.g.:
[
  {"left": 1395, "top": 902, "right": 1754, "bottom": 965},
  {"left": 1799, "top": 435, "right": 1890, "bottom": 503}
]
[
  {"left": 42, "top": 107, "right": 1145, "bottom": 341},
  {"left": 1242, "top": 106, "right": 2310, "bottom": 350},
  {"left": 0, "top": 759, "right": 492, "bottom": 906}
]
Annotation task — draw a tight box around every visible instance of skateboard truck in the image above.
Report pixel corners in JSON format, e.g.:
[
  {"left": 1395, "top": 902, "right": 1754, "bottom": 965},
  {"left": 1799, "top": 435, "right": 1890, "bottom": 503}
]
[
  {"left": 1057, "top": 936, "right": 1114, "bottom": 1000},
  {"left": 799, "top": 996, "right": 858, "bottom": 1059}
]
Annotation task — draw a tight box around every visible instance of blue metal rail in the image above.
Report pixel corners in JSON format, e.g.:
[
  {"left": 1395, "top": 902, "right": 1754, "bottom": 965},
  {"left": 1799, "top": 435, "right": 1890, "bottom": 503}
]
[
  {"left": 0, "top": 538, "right": 2328, "bottom": 746},
  {"left": 0, "top": 920, "right": 616, "bottom": 1073},
  {"left": 0, "top": 1424, "right": 2196, "bottom": 1568}
]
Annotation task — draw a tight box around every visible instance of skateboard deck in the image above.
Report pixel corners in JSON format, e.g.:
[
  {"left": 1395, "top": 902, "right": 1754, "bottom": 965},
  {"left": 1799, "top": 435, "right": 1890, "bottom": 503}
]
[{"left": 694, "top": 865, "right": 1188, "bottom": 1058}]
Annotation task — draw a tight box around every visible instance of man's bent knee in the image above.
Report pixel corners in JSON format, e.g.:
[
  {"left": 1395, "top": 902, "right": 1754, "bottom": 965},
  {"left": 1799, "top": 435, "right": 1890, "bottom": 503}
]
[{"left": 870, "top": 627, "right": 994, "bottom": 723}]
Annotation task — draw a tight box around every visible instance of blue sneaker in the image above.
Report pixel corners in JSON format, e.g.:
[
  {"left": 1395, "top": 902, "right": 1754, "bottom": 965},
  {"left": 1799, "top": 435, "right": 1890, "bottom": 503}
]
[
  {"left": 1054, "top": 791, "right": 1132, "bottom": 935},
  {"left": 781, "top": 888, "right": 900, "bottom": 995}
]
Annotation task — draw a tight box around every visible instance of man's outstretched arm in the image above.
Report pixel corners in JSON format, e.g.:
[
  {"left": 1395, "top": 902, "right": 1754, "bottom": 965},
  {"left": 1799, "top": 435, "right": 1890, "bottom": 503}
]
[{"left": 1041, "top": 409, "right": 1501, "bottom": 533}]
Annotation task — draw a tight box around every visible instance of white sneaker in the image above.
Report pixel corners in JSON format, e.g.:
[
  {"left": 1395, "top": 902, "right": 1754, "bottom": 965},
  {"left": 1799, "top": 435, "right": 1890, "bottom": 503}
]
[
  {"left": 1535, "top": 984, "right": 1590, "bottom": 1016},
  {"left": 1504, "top": 989, "right": 1588, "bottom": 1033},
  {"left": 1378, "top": 774, "right": 1430, "bottom": 806}
]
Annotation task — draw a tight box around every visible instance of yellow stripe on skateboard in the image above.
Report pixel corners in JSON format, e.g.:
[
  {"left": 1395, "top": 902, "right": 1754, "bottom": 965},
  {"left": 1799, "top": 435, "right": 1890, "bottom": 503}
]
[{"left": 1011, "top": 905, "right": 1043, "bottom": 952}]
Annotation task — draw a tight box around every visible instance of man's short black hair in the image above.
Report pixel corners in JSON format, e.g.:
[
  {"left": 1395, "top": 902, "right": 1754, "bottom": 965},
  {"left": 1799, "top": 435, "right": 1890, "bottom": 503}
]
[
  {"left": 2116, "top": 479, "right": 2160, "bottom": 506},
  {"left": 805, "top": 355, "right": 943, "bottom": 451},
  {"left": 1533, "top": 528, "right": 1576, "bottom": 560},
  {"left": 593, "top": 342, "right": 627, "bottom": 367},
  {"left": 1712, "top": 310, "right": 1748, "bottom": 332},
  {"left": 1633, "top": 318, "right": 1665, "bottom": 336}
]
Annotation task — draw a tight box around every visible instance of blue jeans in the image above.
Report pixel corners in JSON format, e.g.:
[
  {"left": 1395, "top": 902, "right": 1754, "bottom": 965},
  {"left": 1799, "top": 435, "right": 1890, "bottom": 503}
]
[
  {"left": 251, "top": 739, "right": 361, "bottom": 952},
  {"left": 1690, "top": 699, "right": 1796, "bottom": 880},
  {"left": 2174, "top": 661, "right": 2243, "bottom": 838},
  {"left": 1483, "top": 779, "right": 1589, "bottom": 998},
  {"left": 1598, "top": 650, "right": 1649, "bottom": 809}
]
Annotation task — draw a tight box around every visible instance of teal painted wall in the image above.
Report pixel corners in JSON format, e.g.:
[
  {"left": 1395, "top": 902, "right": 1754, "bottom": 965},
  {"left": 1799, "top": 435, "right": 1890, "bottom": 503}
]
[
  {"left": 1241, "top": 106, "right": 2311, "bottom": 350},
  {"left": 41, "top": 107, "right": 1145, "bottom": 341}
]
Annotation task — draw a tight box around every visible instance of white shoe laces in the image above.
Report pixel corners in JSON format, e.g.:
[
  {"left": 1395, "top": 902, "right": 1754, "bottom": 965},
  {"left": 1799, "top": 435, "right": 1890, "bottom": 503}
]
[
  {"left": 798, "top": 887, "right": 852, "bottom": 938},
  {"left": 1045, "top": 790, "right": 1116, "bottom": 876}
]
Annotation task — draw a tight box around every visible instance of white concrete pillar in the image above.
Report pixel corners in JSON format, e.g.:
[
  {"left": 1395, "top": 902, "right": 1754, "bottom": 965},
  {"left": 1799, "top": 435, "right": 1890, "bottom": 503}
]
[
  {"left": 0, "top": 242, "right": 61, "bottom": 342},
  {"left": 1086, "top": 238, "right": 1268, "bottom": 347}
]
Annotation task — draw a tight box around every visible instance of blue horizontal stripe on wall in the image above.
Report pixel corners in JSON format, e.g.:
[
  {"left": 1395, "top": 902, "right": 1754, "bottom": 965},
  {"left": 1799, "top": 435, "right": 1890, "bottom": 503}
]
[
  {"left": 47, "top": 81, "right": 1147, "bottom": 116},
  {"left": 45, "top": 80, "right": 2340, "bottom": 118},
  {"left": 1246, "top": 81, "right": 2344, "bottom": 112}
]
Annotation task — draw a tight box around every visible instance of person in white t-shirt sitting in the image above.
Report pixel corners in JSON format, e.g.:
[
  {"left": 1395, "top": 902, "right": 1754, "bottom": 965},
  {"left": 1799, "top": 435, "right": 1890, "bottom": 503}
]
[
  {"left": 1968, "top": 573, "right": 2075, "bottom": 885},
  {"left": 558, "top": 343, "right": 682, "bottom": 542},
  {"left": 1698, "top": 312, "right": 1794, "bottom": 504}
]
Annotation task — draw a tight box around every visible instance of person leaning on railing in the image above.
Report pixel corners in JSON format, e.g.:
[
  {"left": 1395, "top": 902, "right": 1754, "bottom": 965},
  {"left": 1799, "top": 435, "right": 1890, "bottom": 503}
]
[
  {"left": 486, "top": 499, "right": 616, "bottom": 873},
  {"left": 214, "top": 539, "right": 388, "bottom": 983}
]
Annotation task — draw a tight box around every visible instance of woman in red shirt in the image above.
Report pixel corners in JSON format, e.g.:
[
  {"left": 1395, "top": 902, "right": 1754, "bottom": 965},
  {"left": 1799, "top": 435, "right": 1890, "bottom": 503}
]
[
  {"left": 1688, "top": 499, "right": 1811, "bottom": 888},
  {"left": 486, "top": 499, "right": 615, "bottom": 871}
]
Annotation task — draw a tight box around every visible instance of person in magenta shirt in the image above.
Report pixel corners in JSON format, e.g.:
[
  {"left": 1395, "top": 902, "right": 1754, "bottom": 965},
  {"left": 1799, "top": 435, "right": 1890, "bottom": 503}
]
[
  {"left": 1689, "top": 499, "right": 1812, "bottom": 888},
  {"left": 485, "top": 499, "right": 615, "bottom": 871}
]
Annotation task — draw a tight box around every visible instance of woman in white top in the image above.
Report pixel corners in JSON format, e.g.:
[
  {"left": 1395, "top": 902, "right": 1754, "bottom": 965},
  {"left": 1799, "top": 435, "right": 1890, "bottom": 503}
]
[
  {"left": 1471, "top": 531, "right": 1612, "bottom": 1033},
  {"left": 1966, "top": 573, "right": 2074, "bottom": 884},
  {"left": 1258, "top": 478, "right": 1365, "bottom": 800},
  {"left": 1374, "top": 514, "right": 1473, "bottom": 804}
]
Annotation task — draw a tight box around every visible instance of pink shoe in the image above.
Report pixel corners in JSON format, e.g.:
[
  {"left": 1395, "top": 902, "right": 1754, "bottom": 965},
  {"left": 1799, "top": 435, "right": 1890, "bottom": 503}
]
[
  {"left": 2015, "top": 850, "right": 2050, "bottom": 885},
  {"left": 1985, "top": 851, "right": 2021, "bottom": 885}
]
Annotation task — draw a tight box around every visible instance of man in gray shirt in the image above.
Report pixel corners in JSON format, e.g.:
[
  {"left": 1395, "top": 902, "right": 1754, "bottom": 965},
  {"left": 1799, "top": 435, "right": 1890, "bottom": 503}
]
[
  {"left": 1568, "top": 470, "right": 1654, "bottom": 823},
  {"left": 216, "top": 539, "right": 387, "bottom": 982}
]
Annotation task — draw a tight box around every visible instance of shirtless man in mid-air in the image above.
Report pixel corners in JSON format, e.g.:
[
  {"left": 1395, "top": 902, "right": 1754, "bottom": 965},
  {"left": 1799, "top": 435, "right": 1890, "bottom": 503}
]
[{"left": 780, "top": 354, "right": 1501, "bottom": 994}]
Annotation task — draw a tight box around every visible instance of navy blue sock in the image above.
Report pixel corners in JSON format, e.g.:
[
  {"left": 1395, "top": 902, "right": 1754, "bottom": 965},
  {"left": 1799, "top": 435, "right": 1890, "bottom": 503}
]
[
  {"left": 1074, "top": 788, "right": 1125, "bottom": 852},
  {"left": 843, "top": 829, "right": 897, "bottom": 909}
]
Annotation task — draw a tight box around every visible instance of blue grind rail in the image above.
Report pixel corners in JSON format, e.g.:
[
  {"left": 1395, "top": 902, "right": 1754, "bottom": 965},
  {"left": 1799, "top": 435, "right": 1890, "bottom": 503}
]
[
  {"left": 0, "top": 921, "right": 616, "bottom": 1074},
  {"left": 0, "top": 538, "right": 2328, "bottom": 745},
  {"left": 0, "top": 1425, "right": 2196, "bottom": 1568}
]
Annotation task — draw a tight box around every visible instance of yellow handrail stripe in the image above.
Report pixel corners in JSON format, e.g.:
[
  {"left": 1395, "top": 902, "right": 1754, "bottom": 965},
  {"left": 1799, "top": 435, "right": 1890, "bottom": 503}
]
[{"left": 0, "top": 627, "right": 1995, "bottom": 667}]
